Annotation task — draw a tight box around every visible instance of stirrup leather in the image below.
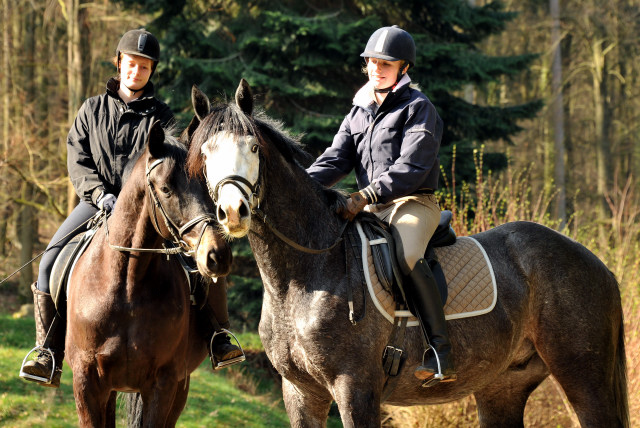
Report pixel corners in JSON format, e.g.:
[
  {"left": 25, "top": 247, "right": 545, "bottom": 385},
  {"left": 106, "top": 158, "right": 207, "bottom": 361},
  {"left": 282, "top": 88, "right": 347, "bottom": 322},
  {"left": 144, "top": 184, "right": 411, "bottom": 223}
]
[
  {"left": 209, "top": 328, "right": 246, "bottom": 370},
  {"left": 19, "top": 345, "right": 59, "bottom": 385}
]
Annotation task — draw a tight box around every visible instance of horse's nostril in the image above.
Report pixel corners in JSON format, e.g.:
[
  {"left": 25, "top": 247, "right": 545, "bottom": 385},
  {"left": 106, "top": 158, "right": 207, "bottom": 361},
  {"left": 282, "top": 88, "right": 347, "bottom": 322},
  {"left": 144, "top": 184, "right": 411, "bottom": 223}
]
[
  {"left": 239, "top": 201, "right": 249, "bottom": 219},
  {"left": 217, "top": 205, "right": 227, "bottom": 223},
  {"left": 208, "top": 253, "right": 218, "bottom": 267}
]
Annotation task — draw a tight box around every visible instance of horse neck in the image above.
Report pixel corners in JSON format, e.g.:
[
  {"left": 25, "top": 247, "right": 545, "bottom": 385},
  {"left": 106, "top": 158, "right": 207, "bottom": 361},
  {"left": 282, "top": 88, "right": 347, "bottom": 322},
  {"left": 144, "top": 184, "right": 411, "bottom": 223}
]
[
  {"left": 249, "top": 156, "right": 344, "bottom": 291},
  {"left": 105, "top": 190, "right": 168, "bottom": 277}
]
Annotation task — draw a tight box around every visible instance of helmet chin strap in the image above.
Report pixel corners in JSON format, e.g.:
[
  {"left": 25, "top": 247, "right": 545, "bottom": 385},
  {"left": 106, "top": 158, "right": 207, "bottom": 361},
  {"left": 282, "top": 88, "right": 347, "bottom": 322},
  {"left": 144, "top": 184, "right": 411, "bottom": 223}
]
[
  {"left": 374, "top": 85, "right": 394, "bottom": 94},
  {"left": 373, "top": 69, "right": 406, "bottom": 94},
  {"left": 122, "top": 83, "right": 145, "bottom": 96}
]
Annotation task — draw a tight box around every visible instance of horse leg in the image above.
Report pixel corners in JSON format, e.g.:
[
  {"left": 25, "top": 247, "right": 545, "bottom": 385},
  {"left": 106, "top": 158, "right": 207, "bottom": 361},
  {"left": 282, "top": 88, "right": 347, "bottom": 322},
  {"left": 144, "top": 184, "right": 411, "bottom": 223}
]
[
  {"left": 536, "top": 323, "right": 628, "bottom": 427},
  {"left": 105, "top": 391, "right": 117, "bottom": 428},
  {"left": 282, "top": 377, "right": 332, "bottom": 428},
  {"left": 166, "top": 376, "right": 191, "bottom": 427},
  {"left": 473, "top": 353, "right": 549, "bottom": 428},
  {"left": 141, "top": 375, "right": 180, "bottom": 427},
  {"left": 332, "top": 375, "right": 381, "bottom": 428},
  {"left": 71, "top": 366, "right": 111, "bottom": 427}
]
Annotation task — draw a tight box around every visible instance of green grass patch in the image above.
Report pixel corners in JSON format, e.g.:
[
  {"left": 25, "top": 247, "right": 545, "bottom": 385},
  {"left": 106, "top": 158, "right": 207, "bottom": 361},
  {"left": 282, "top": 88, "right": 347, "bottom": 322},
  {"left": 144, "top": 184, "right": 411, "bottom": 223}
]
[{"left": 0, "top": 314, "right": 342, "bottom": 427}]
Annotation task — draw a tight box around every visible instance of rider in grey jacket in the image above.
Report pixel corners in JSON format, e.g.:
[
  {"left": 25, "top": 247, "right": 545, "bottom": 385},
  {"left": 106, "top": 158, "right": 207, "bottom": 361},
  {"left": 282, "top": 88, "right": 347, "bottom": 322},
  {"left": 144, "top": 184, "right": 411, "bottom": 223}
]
[{"left": 306, "top": 73, "right": 441, "bottom": 204}]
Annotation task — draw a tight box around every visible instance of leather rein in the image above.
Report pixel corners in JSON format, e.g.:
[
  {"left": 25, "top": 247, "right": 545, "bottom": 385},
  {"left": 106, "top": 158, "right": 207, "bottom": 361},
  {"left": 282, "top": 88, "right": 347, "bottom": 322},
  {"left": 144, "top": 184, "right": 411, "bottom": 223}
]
[
  {"left": 106, "top": 158, "right": 216, "bottom": 256},
  {"left": 206, "top": 148, "right": 347, "bottom": 255}
]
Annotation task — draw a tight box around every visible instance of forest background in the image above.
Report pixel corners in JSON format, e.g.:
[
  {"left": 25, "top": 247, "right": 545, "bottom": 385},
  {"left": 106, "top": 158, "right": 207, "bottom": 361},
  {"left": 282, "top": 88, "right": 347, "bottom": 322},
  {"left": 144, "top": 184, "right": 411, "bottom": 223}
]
[{"left": 1, "top": 0, "right": 639, "bottom": 426}]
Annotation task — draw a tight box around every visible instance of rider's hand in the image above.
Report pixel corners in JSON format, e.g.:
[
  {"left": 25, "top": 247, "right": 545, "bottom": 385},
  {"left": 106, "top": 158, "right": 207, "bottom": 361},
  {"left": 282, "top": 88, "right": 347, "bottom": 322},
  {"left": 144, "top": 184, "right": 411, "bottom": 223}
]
[
  {"left": 97, "top": 193, "right": 117, "bottom": 213},
  {"left": 337, "top": 191, "right": 368, "bottom": 221}
]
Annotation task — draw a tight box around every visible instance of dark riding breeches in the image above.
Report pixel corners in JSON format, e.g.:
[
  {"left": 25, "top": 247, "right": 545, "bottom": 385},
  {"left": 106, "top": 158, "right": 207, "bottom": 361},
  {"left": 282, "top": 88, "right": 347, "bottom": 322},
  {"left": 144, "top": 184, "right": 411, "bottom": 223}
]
[{"left": 37, "top": 201, "right": 98, "bottom": 293}]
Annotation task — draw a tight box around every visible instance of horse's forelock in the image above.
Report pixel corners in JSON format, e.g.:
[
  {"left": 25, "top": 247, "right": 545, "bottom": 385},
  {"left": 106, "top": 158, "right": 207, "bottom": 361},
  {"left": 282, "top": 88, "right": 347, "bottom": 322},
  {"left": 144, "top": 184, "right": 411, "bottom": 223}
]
[
  {"left": 186, "top": 98, "right": 314, "bottom": 179},
  {"left": 187, "top": 102, "right": 264, "bottom": 177}
]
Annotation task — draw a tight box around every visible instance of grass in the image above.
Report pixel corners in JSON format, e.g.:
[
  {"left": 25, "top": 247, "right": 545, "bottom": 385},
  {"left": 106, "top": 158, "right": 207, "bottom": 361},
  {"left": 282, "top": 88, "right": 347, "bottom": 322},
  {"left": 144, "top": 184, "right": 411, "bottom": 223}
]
[{"left": 0, "top": 313, "right": 341, "bottom": 427}]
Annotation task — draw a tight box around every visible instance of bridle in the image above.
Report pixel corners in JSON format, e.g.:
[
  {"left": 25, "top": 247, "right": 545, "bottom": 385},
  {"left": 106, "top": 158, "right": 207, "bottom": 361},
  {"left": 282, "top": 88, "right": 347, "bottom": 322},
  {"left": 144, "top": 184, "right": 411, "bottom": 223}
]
[
  {"left": 107, "top": 157, "right": 216, "bottom": 256},
  {"left": 205, "top": 144, "right": 348, "bottom": 255}
]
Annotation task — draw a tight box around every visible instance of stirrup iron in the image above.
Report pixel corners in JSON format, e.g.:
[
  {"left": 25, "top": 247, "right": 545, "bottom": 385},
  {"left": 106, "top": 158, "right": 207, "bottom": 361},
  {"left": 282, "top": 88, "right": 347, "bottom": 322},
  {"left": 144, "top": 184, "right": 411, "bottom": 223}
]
[
  {"left": 419, "top": 346, "right": 445, "bottom": 388},
  {"left": 209, "top": 328, "right": 246, "bottom": 370},
  {"left": 19, "top": 345, "right": 57, "bottom": 385}
]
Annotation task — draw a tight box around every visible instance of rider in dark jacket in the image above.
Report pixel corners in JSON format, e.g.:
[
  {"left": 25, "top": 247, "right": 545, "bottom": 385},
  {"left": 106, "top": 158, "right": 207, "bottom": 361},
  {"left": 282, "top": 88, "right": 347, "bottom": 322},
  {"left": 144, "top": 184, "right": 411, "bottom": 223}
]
[
  {"left": 20, "top": 29, "right": 242, "bottom": 388},
  {"left": 308, "top": 26, "right": 455, "bottom": 385},
  {"left": 67, "top": 78, "right": 173, "bottom": 206}
]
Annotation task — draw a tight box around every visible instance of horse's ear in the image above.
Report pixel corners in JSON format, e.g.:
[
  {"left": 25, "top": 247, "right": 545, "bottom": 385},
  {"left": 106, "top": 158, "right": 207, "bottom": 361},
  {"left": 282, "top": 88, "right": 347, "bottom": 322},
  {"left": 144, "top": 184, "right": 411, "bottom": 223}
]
[
  {"left": 192, "top": 84, "right": 210, "bottom": 121},
  {"left": 181, "top": 115, "right": 199, "bottom": 148},
  {"left": 147, "top": 120, "right": 166, "bottom": 158},
  {"left": 235, "top": 78, "right": 253, "bottom": 116}
]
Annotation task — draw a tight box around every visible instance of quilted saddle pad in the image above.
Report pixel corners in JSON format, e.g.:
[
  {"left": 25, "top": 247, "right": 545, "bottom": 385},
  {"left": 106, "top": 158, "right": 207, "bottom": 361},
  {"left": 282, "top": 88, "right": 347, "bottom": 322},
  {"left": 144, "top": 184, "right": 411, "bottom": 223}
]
[{"left": 356, "top": 221, "right": 497, "bottom": 325}]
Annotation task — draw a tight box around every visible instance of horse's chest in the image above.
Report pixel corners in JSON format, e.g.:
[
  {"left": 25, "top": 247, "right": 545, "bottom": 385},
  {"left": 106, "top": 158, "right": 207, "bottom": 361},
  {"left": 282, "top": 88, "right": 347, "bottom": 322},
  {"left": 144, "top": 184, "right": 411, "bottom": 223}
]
[{"left": 260, "top": 291, "right": 343, "bottom": 379}]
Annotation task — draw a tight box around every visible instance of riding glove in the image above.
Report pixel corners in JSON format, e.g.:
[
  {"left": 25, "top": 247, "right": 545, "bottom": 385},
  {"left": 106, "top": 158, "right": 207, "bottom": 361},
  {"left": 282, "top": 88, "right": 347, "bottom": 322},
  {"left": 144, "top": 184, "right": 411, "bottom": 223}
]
[
  {"left": 337, "top": 191, "right": 368, "bottom": 221},
  {"left": 97, "top": 193, "right": 117, "bottom": 213}
]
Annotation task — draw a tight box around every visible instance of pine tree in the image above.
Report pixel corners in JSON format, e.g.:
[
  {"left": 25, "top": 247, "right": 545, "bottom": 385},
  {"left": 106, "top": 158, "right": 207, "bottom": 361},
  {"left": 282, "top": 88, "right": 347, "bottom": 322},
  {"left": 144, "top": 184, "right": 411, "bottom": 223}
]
[{"left": 114, "top": 0, "right": 542, "bottom": 183}]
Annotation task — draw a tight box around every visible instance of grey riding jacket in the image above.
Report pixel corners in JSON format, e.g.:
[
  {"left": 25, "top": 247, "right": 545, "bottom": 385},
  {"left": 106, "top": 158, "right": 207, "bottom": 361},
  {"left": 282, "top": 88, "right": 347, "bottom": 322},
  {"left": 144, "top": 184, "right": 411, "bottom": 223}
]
[
  {"left": 67, "top": 77, "right": 174, "bottom": 206},
  {"left": 307, "top": 75, "right": 442, "bottom": 205}
]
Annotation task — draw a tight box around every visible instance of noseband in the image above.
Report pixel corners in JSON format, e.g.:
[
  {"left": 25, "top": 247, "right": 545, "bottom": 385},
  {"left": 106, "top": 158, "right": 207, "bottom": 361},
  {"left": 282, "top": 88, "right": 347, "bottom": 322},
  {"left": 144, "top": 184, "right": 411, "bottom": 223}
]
[
  {"left": 208, "top": 173, "right": 261, "bottom": 214},
  {"left": 107, "top": 158, "right": 216, "bottom": 256}
]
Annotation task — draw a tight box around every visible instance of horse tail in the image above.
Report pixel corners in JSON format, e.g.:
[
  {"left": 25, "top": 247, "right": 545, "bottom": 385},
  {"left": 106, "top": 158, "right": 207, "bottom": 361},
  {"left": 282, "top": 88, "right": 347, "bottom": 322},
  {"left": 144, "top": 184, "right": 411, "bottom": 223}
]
[
  {"left": 614, "top": 309, "right": 630, "bottom": 428},
  {"left": 125, "top": 392, "right": 143, "bottom": 427}
]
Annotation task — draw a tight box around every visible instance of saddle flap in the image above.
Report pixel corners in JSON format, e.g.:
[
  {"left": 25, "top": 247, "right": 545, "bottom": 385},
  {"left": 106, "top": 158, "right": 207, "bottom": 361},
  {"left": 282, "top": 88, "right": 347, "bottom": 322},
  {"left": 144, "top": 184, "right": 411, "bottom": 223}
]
[
  {"left": 50, "top": 233, "right": 86, "bottom": 305},
  {"left": 360, "top": 219, "right": 395, "bottom": 292}
]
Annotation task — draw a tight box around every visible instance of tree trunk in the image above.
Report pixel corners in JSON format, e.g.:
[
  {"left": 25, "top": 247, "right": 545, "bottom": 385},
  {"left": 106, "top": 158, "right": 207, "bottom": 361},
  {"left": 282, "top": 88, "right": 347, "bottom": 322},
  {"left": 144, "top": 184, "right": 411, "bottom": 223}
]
[
  {"left": 66, "top": 0, "right": 89, "bottom": 214},
  {"left": 592, "top": 38, "right": 613, "bottom": 244},
  {"left": 17, "top": 183, "right": 36, "bottom": 299},
  {"left": 0, "top": 0, "right": 11, "bottom": 256},
  {"left": 550, "top": 0, "right": 566, "bottom": 227}
]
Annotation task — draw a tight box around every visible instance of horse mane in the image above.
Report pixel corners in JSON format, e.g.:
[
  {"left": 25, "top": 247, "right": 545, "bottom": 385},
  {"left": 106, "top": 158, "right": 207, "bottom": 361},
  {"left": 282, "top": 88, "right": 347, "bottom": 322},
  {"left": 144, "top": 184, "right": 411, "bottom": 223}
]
[
  {"left": 186, "top": 100, "right": 348, "bottom": 213},
  {"left": 123, "top": 124, "right": 185, "bottom": 184}
]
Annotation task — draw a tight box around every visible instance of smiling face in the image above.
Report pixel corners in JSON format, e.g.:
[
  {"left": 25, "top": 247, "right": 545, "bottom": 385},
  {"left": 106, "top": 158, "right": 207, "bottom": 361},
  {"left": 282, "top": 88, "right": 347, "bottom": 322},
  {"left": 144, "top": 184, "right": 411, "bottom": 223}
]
[
  {"left": 201, "top": 131, "right": 261, "bottom": 238},
  {"left": 119, "top": 53, "right": 154, "bottom": 91},
  {"left": 367, "top": 57, "right": 404, "bottom": 90}
]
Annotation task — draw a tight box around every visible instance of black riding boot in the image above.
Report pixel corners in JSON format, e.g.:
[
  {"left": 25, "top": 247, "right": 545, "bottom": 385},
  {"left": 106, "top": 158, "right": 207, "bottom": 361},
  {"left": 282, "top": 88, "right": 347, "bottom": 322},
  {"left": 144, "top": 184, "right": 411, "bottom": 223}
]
[
  {"left": 405, "top": 259, "right": 456, "bottom": 386},
  {"left": 19, "top": 283, "right": 65, "bottom": 388},
  {"left": 209, "top": 329, "right": 245, "bottom": 369}
]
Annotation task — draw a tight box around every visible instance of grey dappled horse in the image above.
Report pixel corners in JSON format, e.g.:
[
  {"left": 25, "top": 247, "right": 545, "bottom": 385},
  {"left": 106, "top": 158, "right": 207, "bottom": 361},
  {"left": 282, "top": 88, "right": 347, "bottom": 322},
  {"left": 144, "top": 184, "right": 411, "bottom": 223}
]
[{"left": 185, "top": 79, "right": 629, "bottom": 428}]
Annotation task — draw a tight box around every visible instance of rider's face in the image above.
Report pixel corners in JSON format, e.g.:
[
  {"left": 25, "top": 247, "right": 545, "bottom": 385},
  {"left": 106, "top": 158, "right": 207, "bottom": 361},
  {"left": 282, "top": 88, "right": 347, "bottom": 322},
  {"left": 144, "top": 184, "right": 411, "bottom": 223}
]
[
  {"left": 367, "top": 58, "right": 403, "bottom": 89},
  {"left": 119, "top": 53, "right": 153, "bottom": 91}
]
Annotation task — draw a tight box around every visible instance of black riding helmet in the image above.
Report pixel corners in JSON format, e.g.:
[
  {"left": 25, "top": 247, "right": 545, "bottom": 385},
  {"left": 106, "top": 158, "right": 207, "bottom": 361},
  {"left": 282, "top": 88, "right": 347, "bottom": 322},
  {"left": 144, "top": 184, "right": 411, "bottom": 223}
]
[
  {"left": 116, "top": 29, "right": 160, "bottom": 83},
  {"left": 361, "top": 25, "right": 416, "bottom": 92}
]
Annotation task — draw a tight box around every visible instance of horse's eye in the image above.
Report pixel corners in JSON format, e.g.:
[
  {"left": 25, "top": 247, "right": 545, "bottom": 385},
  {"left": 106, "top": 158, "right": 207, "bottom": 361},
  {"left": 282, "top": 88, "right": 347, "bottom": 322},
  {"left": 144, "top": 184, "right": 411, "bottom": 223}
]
[
  {"left": 160, "top": 186, "right": 172, "bottom": 195},
  {"left": 251, "top": 144, "right": 259, "bottom": 153}
]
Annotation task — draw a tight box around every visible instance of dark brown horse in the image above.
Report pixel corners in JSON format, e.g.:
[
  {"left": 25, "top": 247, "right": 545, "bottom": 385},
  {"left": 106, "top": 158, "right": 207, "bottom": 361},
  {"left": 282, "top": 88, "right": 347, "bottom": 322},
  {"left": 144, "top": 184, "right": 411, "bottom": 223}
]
[
  {"left": 66, "top": 122, "right": 232, "bottom": 427},
  {"left": 185, "top": 80, "right": 629, "bottom": 428}
]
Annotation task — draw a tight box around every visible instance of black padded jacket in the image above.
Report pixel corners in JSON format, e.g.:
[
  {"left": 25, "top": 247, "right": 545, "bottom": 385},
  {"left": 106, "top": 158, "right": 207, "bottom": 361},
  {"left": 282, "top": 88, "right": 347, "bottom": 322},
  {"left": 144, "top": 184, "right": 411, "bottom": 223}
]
[{"left": 67, "top": 77, "right": 174, "bottom": 206}]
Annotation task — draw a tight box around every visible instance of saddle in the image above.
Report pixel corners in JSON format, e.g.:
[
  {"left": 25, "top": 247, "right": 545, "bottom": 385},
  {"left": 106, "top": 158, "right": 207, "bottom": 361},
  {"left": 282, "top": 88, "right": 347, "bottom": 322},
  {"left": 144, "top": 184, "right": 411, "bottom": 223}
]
[{"left": 359, "top": 210, "right": 456, "bottom": 307}]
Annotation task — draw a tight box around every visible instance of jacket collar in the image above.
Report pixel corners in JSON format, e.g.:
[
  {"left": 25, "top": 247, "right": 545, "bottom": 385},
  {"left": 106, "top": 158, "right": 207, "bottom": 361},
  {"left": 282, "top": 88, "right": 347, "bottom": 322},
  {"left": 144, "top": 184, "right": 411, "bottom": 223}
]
[
  {"left": 106, "top": 77, "right": 157, "bottom": 105},
  {"left": 353, "top": 73, "right": 412, "bottom": 110}
]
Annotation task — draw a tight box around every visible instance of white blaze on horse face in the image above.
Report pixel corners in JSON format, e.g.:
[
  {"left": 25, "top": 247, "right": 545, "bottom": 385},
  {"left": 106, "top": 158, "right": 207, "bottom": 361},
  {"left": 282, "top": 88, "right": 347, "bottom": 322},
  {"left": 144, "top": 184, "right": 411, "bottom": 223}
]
[{"left": 202, "top": 131, "right": 260, "bottom": 238}]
